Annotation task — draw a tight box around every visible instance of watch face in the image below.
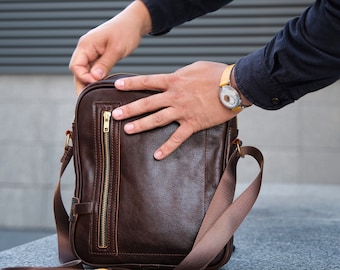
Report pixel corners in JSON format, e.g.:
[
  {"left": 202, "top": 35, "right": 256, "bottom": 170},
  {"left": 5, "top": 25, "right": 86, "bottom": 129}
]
[{"left": 219, "top": 85, "right": 241, "bottom": 109}]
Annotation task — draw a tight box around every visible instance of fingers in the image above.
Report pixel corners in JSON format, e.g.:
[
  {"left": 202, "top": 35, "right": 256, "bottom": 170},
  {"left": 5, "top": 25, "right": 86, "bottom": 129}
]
[
  {"left": 115, "top": 73, "right": 169, "bottom": 91},
  {"left": 69, "top": 47, "right": 98, "bottom": 94},
  {"left": 111, "top": 86, "right": 193, "bottom": 160},
  {"left": 112, "top": 74, "right": 171, "bottom": 120},
  {"left": 121, "top": 106, "right": 176, "bottom": 134},
  {"left": 153, "top": 123, "right": 194, "bottom": 160},
  {"left": 90, "top": 49, "right": 121, "bottom": 79},
  {"left": 70, "top": 40, "right": 121, "bottom": 94},
  {"left": 112, "top": 91, "right": 170, "bottom": 122},
  {"left": 119, "top": 108, "right": 194, "bottom": 160},
  {"left": 113, "top": 100, "right": 194, "bottom": 160}
]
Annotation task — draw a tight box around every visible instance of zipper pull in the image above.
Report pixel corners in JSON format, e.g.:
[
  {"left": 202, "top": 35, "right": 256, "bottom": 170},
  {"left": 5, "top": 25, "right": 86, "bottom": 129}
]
[{"left": 103, "top": 111, "right": 111, "bottom": 133}]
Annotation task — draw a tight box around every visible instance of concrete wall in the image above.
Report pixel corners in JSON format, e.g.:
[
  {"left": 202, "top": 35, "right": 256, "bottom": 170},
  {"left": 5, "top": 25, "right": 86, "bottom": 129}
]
[
  {"left": 0, "top": 75, "right": 76, "bottom": 230},
  {"left": 0, "top": 75, "right": 339, "bottom": 230}
]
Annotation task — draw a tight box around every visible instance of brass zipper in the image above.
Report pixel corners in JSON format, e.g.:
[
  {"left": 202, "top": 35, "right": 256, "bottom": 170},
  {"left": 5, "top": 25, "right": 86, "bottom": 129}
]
[{"left": 99, "top": 110, "right": 111, "bottom": 248}]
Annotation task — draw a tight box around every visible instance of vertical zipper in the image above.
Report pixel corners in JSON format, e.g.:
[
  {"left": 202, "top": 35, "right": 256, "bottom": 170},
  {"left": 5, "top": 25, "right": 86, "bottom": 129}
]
[{"left": 99, "top": 110, "right": 111, "bottom": 248}]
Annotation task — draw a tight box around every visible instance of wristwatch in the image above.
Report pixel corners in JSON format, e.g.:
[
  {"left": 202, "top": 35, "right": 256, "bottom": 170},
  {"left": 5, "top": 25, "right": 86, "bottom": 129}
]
[{"left": 219, "top": 64, "right": 250, "bottom": 111}]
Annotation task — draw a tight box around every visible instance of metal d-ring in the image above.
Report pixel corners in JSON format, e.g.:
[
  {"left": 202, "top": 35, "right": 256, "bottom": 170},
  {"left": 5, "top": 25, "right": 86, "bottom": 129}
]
[
  {"left": 234, "top": 138, "right": 244, "bottom": 157},
  {"left": 64, "top": 130, "right": 72, "bottom": 151}
]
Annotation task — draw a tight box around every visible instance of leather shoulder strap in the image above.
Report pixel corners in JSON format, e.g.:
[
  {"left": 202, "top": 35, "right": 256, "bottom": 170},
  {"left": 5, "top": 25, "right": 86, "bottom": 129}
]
[
  {"left": 53, "top": 144, "right": 77, "bottom": 263},
  {"left": 176, "top": 146, "right": 263, "bottom": 270}
]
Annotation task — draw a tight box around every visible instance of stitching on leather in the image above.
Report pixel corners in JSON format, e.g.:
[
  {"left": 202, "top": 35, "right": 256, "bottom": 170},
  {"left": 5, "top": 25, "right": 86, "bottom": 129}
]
[
  {"left": 112, "top": 105, "right": 121, "bottom": 255},
  {"left": 204, "top": 129, "right": 208, "bottom": 212},
  {"left": 89, "top": 103, "right": 100, "bottom": 253},
  {"left": 112, "top": 252, "right": 187, "bottom": 256}
]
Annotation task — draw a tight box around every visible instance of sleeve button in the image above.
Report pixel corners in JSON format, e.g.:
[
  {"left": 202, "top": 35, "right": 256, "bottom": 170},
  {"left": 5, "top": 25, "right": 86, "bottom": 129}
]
[{"left": 271, "top": 97, "right": 280, "bottom": 105}]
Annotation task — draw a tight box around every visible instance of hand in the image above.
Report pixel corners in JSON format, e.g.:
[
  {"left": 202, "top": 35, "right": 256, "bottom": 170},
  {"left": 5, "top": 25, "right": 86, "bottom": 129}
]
[
  {"left": 112, "top": 61, "right": 242, "bottom": 160},
  {"left": 69, "top": 0, "right": 152, "bottom": 94}
]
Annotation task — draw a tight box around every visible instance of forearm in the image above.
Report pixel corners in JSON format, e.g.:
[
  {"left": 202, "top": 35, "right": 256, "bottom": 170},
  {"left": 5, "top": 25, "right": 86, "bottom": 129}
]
[
  {"left": 140, "top": 0, "right": 233, "bottom": 35},
  {"left": 234, "top": 0, "right": 340, "bottom": 110},
  {"left": 130, "top": 0, "right": 153, "bottom": 36}
]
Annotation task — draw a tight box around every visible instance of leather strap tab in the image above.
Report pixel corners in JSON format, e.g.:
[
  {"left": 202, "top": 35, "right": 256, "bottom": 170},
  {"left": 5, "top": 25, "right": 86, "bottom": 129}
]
[{"left": 74, "top": 202, "right": 93, "bottom": 215}]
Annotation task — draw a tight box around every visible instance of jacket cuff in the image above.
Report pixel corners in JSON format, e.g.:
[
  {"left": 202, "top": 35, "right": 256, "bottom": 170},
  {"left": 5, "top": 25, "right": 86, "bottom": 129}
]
[{"left": 234, "top": 48, "right": 295, "bottom": 110}]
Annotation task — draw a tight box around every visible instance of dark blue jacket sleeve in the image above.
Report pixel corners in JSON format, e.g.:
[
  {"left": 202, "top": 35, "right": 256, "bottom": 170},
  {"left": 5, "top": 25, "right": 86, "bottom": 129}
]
[
  {"left": 235, "top": 0, "right": 340, "bottom": 109},
  {"left": 141, "top": 0, "right": 340, "bottom": 110},
  {"left": 141, "top": 0, "right": 232, "bottom": 35}
]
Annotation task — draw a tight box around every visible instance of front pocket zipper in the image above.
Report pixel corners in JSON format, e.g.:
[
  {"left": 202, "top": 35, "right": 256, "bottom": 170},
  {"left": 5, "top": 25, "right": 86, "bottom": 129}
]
[{"left": 99, "top": 110, "right": 111, "bottom": 248}]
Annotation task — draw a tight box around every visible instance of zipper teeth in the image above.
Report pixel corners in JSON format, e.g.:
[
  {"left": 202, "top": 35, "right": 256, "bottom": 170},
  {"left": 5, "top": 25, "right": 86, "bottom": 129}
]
[{"left": 99, "top": 111, "right": 111, "bottom": 248}]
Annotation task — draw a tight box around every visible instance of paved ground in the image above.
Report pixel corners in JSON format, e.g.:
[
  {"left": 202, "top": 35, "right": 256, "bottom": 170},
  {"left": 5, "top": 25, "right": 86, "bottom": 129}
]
[
  {"left": 0, "top": 230, "right": 54, "bottom": 252},
  {"left": 1, "top": 183, "right": 339, "bottom": 269}
]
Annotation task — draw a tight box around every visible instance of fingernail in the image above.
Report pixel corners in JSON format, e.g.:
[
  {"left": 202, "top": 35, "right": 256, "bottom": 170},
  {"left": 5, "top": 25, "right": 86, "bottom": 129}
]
[
  {"left": 112, "top": 109, "right": 123, "bottom": 119},
  {"left": 115, "top": 79, "right": 125, "bottom": 88},
  {"left": 124, "top": 123, "right": 134, "bottom": 132},
  {"left": 93, "top": 68, "right": 104, "bottom": 79},
  {"left": 154, "top": 150, "right": 163, "bottom": 160}
]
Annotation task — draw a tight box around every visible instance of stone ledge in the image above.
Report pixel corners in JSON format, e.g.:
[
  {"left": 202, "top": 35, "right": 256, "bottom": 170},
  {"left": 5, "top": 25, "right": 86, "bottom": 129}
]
[{"left": 1, "top": 184, "right": 339, "bottom": 269}]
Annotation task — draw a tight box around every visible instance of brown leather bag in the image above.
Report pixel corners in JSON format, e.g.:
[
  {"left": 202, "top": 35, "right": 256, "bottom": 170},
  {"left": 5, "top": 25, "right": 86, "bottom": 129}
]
[{"left": 53, "top": 73, "right": 264, "bottom": 270}]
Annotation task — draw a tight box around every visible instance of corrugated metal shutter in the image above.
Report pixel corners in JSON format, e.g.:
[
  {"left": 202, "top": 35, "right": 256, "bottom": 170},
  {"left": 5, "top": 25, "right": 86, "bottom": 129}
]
[{"left": 0, "top": 0, "right": 314, "bottom": 74}]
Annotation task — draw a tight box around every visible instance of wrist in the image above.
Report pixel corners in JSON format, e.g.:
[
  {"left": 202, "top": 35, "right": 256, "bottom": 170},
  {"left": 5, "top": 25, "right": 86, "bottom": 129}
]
[
  {"left": 133, "top": 0, "right": 152, "bottom": 36},
  {"left": 125, "top": 0, "right": 152, "bottom": 35}
]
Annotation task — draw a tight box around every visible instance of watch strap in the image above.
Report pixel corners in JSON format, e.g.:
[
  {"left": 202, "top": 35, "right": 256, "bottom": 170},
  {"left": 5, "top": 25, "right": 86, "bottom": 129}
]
[{"left": 219, "top": 64, "right": 235, "bottom": 87}]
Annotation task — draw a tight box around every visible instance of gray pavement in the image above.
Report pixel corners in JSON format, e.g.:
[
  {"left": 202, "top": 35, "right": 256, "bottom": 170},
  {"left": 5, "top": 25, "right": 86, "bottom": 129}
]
[
  {"left": 1, "top": 183, "right": 339, "bottom": 269},
  {"left": 0, "top": 230, "right": 54, "bottom": 252}
]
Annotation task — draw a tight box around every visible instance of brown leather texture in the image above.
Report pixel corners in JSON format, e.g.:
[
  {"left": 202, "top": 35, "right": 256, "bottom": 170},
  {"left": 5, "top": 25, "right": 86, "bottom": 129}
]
[{"left": 69, "top": 74, "right": 238, "bottom": 269}]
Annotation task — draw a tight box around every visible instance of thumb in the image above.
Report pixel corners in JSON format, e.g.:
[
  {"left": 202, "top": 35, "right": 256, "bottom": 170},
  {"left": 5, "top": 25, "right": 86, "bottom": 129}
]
[{"left": 90, "top": 53, "right": 120, "bottom": 80}]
